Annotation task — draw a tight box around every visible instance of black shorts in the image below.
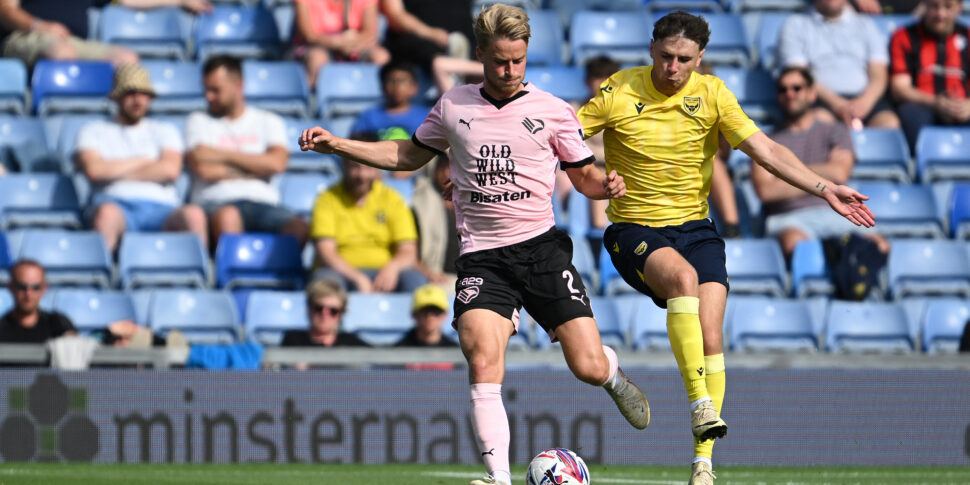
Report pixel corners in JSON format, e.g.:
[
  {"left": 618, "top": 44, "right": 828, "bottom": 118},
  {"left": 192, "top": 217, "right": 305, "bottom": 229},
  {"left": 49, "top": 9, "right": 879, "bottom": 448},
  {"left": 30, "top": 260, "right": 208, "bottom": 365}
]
[
  {"left": 453, "top": 228, "right": 594, "bottom": 336},
  {"left": 602, "top": 219, "right": 729, "bottom": 308}
]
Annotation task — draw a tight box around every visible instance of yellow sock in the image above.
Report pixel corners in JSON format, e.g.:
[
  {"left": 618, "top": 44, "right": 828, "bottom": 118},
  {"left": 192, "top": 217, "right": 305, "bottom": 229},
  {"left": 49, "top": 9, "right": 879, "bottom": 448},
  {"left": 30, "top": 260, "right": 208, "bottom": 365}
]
[
  {"left": 694, "top": 354, "right": 725, "bottom": 460},
  {"left": 666, "top": 297, "right": 709, "bottom": 403}
]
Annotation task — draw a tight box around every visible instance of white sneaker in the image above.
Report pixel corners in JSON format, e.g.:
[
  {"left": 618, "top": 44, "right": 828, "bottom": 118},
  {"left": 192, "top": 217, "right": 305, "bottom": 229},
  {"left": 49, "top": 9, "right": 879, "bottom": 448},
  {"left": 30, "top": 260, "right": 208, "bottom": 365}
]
[
  {"left": 604, "top": 368, "right": 650, "bottom": 429},
  {"left": 470, "top": 476, "right": 510, "bottom": 485},
  {"left": 688, "top": 461, "right": 716, "bottom": 485},
  {"left": 690, "top": 401, "right": 727, "bottom": 441}
]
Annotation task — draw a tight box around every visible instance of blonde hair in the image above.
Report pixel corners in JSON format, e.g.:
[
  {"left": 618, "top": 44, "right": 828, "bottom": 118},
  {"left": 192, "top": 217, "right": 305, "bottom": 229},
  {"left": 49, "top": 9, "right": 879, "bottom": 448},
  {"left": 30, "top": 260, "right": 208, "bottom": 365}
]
[
  {"left": 306, "top": 278, "right": 347, "bottom": 311},
  {"left": 473, "top": 3, "right": 531, "bottom": 49}
]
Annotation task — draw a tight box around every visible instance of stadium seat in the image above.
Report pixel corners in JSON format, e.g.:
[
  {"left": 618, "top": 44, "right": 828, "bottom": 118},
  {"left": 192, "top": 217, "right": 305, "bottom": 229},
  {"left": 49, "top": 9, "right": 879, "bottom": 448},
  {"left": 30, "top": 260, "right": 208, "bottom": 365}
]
[
  {"left": 278, "top": 172, "right": 337, "bottom": 218},
  {"left": 214, "top": 233, "right": 305, "bottom": 290},
  {"left": 194, "top": 5, "right": 281, "bottom": 61},
  {"left": 148, "top": 289, "right": 241, "bottom": 343},
  {"left": 949, "top": 184, "right": 970, "bottom": 239},
  {"left": 327, "top": 115, "right": 357, "bottom": 138},
  {"left": 724, "top": 238, "right": 787, "bottom": 296},
  {"left": 713, "top": 66, "right": 779, "bottom": 122},
  {"left": 271, "top": 4, "right": 294, "bottom": 44},
  {"left": 0, "top": 58, "right": 27, "bottom": 115},
  {"left": 243, "top": 60, "right": 310, "bottom": 118},
  {"left": 887, "top": 239, "right": 970, "bottom": 298},
  {"left": 570, "top": 235, "right": 598, "bottom": 293},
  {"left": 526, "top": 10, "right": 564, "bottom": 65},
  {"left": 18, "top": 230, "right": 112, "bottom": 288},
  {"left": 99, "top": 6, "right": 188, "bottom": 59},
  {"left": 383, "top": 176, "right": 415, "bottom": 206},
  {"left": 826, "top": 301, "right": 914, "bottom": 353},
  {"left": 915, "top": 126, "right": 970, "bottom": 182},
  {"left": 0, "top": 289, "right": 11, "bottom": 315},
  {"left": 790, "top": 239, "right": 833, "bottom": 297},
  {"left": 342, "top": 292, "right": 413, "bottom": 346},
  {"left": 851, "top": 128, "right": 911, "bottom": 182},
  {"left": 697, "top": 13, "right": 750, "bottom": 66},
  {"left": 566, "top": 188, "right": 604, "bottom": 240},
  {"left": 0, "top": 232, "right": 9, "bottom": 284},
  {"left": 569, "top": 10, "right": 653, "bottom": 65},
  {"left": 726, "top": 146, "right": 752, "bottom": 182},
  {"left": 853, "top": 182, "right": 944, "bottom": 238},
  {"left": 729, "top": 297, "right": 818, "bottom": 352},
  {"left": 244, "top": 290, "right": 308, "bottom": 345},
  {"left": 316, "top": 62, "right": 383, "bottom": 119},
  {"left": 55, "top": 114, "right": 107, "bottom": 163},
  {"left": 525, "top": 65, "right": 587, "bottom": 102},
  {"left": 131, "top": 289, "right": 153, "bottom": 326},
  {"left": 755, "top": 12, "right": 793, "bottom": 70},
  {"left": 590, "top": 296, "right": 627, "bottom": 348},
  {"left": 599, "top": 244, "right": 636, "bottom": 296},
  {"left": 644, "top": 0, "right": 723, "bottom": 13},
  {"left": 921, "top": 298, "right": 970, "bottom": 354},
  {"left": 870, "top": 13, "right": 917, "bottom": 39},
  {"left": 0, "top": 116, "right": 61, "bottom": 173},
  {"left": 141, "top": 60, "right": 205, "bottom": 115},
  {"left": 0, "top": 174, "right": 82, "bottom": 229},
  {"left": 52, "top": 289, "right": 137, "bottom": 334},
  {"left": 281, "top": 117, "right": 340, "bottom": 174},
  {"left": 618, "top": 294, "right": 670, "bottom": 350},
  {"left": 31, "top": 60, "right": 113, "bottom": 116},
  {"left": 118, "top": 232, "right": 210, "bottom": 290}
]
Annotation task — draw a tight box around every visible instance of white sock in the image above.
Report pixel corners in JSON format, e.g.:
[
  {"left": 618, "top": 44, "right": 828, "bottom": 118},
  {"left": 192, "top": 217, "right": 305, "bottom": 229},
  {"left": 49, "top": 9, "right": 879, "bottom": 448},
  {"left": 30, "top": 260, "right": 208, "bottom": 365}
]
[
  {"left": 693, "top": 456, "right": 713, "bottom": 467},
  {"left": 492, "top": 470, "right": 512, "bottom": 484},
  {"left": 690, "top": 396, "right": 712, "bottom": 410}
]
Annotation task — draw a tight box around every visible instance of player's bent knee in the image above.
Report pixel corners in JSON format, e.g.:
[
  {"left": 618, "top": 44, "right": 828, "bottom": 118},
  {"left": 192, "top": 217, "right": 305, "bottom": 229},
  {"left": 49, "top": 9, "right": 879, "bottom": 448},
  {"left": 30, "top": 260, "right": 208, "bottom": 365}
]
[{"left": 668, "top": 267, "right": 699, "bottom": 297}]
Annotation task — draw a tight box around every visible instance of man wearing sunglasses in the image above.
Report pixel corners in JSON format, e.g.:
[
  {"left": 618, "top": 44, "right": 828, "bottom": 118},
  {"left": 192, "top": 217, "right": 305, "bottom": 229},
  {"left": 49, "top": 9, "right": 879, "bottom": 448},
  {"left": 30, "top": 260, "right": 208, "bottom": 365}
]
[
  {"left": 0, "top": 260, "right": 76, "bottom": 344},
  {"left": 281, "top": 278, "right": 368, "bottom": 349}
]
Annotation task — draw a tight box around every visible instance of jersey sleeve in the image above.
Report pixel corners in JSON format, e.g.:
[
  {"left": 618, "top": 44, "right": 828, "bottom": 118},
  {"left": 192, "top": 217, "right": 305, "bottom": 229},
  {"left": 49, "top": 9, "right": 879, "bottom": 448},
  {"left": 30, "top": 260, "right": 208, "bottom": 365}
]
[
  {"left": 553, "top": 102, "right": 595, "bottom": 169},
  {"left": 889, "top": 28, "right": 911, "bottom": 76},
  {"left": 310, "top": 189, "right": 338, "bottom": 240},
  {"left": 715, "top": 80, "right": 760, "bottom": 149},
  {"left": 412, "top": 96, "right": 449, "bottom": 156},
  {"left": 577, "top": 77, "right": 616, "bottom": 138}
]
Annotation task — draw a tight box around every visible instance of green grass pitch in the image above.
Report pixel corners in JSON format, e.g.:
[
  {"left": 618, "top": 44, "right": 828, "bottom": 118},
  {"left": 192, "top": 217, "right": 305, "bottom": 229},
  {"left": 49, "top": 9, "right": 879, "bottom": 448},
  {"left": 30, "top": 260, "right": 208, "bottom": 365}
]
[{"left": 1, "top": 464, "right": 968, "bottom": 485}]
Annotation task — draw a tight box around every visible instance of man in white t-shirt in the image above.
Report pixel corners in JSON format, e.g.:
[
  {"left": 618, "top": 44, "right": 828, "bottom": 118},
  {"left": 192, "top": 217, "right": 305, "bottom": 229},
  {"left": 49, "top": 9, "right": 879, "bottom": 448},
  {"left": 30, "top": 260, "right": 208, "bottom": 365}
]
[
  {"left": 75, "top": 63, "right": 207, "bottom": 252},
  {"left": 185, "top": 55, "right": 308, "bottom": 247}
]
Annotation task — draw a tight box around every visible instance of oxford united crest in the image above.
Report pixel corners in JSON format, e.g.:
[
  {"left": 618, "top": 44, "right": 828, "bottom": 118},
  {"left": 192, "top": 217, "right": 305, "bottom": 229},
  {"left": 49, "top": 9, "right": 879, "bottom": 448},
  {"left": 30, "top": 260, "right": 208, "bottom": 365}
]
[{"left": 683, "top": 96, "right": 701, "bottom": 115}]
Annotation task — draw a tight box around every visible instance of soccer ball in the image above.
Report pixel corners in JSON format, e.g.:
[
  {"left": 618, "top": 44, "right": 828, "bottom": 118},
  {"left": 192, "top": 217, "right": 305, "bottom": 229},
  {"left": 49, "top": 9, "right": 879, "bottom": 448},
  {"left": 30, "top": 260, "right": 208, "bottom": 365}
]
[{"left": 525, "top": 448, "right": 590, "bottom": 485}]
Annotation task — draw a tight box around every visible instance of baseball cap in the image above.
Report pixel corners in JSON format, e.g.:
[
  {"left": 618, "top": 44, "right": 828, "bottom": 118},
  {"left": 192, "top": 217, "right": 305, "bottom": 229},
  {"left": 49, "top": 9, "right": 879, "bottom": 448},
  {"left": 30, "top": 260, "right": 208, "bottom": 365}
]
[{"left": 411, "top": 284, "right": 449, "bottom": 312}]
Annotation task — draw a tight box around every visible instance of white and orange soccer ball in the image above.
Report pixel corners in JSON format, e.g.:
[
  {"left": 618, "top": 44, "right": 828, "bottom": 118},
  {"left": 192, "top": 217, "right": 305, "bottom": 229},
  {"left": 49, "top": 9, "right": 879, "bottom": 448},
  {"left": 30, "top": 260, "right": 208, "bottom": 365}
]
[{"left": 525, "top": 448, "right": 590, "bottom": 485}]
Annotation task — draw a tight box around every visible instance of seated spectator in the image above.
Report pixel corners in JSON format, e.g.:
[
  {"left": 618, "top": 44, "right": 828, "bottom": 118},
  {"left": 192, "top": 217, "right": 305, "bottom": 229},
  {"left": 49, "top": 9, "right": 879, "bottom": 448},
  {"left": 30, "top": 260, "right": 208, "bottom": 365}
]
[
  {"left": 0, "top": 260, "right": 76, "bottom": 343},
  {"left": 76, "top": 63, "right": 207, "bottom": 253},
  {"left": 186, "top": 55, "right": 309, "bottom": 249},
  {"left": 890, "top": 0, "right": 970, "bottom": 151},
  {"left": 311, "top": 136, "right": 427, "bottom": 293},
  {"left": 281, "top": 278, "right": 368, "bottom": 347},
  {"left": 291, "top": 0, "right": 390, "bottom": 86},
  {"left": 121, "top": 0, "right": 212, "bottom": 14},
  {"left": 395, "top": 283, "right": 456, "bottom": 347},
  {"left": 412, "top": 153, "right": 458, "bottom": 287},
  {"left": 380, "top": 0, "right": 481, "bottom": 93},
  {"left": 779, "top": 0, "right": 900, "bottom": 129},
  {"left": 0, "top": 0, "right": 137, "bottom": 67},
  {"left": 351, "top": 60, "right": 429, "bottom": 144}
]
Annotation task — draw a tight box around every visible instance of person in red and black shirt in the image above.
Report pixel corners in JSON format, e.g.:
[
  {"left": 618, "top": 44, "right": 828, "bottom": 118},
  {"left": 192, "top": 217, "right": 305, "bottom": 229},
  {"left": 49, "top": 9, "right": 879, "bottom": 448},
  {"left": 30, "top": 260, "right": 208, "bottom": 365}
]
[{"left": 890, "top": 0, "right": 970, "bottom": 149}]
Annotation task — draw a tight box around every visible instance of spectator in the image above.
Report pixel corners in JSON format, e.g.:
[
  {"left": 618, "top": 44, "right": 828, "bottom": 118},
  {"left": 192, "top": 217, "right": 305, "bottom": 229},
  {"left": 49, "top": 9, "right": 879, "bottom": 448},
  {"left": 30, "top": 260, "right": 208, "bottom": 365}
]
[
  {"left": 753, "top": 67, "right": 890, "bottom": 258},
  {"left": 280, "top": 278, "right": 368, "bottom": 347},
  {"left": 0, "top": 0, "right": 138, "bottom": 68},
  {"left": 120, "top": 0, "right": 213, "bottom": 14},
  {"left": 890, "top": 0, "right": 970, "bottom": 151},
  {"left": 0, "top": 260, "right": 76, "bottom": 343},
  {"left": 76, "top": 63, "right": 208, "bottom": 253},
  {"left": 412, "top": 153, "right": 458, "bottom": 287},
  {"left": 186, "top": 55, "right": 309, "bottom": 249},
  {"left": 351, "top": 60, "right": 430, "bottom": 142},
  {"left": 380, "top": 0, "right": 482, "bottom": 93},
  {"left": 779, "top": 0, "right": 900, "bottom": 129},
  {"left": 311, "top": 133, "right": 426, "bottom": 293},
  {"left": 395, "top": 283, "right": 456, "bottom": 347},
  {"left": 291, "top": 0, "right": 390, "bottom": 86}
]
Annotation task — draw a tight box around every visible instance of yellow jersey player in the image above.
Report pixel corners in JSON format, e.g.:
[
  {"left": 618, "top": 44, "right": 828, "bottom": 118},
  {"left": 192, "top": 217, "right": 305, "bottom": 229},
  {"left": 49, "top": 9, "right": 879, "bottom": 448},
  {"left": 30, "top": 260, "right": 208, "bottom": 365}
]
[{"left": 577, "top": 11, "right": 876, "bottom": 485}]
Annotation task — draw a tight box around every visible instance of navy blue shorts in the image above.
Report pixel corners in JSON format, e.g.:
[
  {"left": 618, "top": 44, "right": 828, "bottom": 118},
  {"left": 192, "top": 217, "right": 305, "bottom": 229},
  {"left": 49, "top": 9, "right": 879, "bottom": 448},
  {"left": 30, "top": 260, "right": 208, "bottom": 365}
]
[{"left": 602, "top": 219, "right": 729, "bottom": 308}]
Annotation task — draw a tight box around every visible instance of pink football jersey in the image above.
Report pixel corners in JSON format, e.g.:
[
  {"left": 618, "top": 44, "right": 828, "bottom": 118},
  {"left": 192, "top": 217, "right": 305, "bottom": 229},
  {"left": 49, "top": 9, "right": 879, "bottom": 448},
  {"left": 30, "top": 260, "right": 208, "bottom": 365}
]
[{"left": 414, "top": 83, "right": 594, "bottom": 254}]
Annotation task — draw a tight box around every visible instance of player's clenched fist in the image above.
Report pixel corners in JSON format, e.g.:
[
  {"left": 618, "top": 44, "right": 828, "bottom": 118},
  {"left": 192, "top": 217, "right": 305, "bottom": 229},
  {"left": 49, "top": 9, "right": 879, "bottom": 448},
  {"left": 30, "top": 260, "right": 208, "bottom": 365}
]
[
  {"left": 603, "top": 169, "right": 626, "bottom": 199},
  {"left": 299, "top": 126, "right": 338, "bottom": 154}
]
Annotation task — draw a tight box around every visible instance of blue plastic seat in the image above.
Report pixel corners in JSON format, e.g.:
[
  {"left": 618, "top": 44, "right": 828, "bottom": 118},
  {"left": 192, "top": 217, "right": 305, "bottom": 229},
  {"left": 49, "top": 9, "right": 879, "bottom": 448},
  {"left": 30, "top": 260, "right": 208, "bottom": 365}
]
[
  {"left": 244, "top": 290, "right": 308, "bottom": 345},
  {"left": 18, "top": 230, "right": 112, "bottom": 288},
  {"left": 0, "top": 174, "right": 81, "bottom": 229},
  {"left": 327, "top": 114, "right": 357, "bottom": 138},
  {"left": 570, "top": 235, "right": 598, "bottom": 294},
  {"left": 0, "top": 290, "right": 11, "bottom": 315},
  {"left": 826, "top": 301, "right": 914, "bottom": 353},
  {"left": 887, "top": 239, "right": 970, "bottom": 298},
  {"left": 590, "top": 296, "right": 627, "bottom": 348},
  {"left": 729, "top": 0, "right": 806, "bottom": 13},
  {"left": 870, "top": 13, "right": 917, "bottom": 39},
  {"left": 526, "top": 9, "right": 564, "bottom": 65},
  {"left": 0, "top": 58, "right": 27, "bottom": 115},
  {"left": 697, "top": 13, "right": 750, "bottom": 66},
  {"left": 949, "top": 184, "right": 970, "bottom": 239},
  {"left": 755, "top": 12, "right": 792, "bottom": 70},
  {"left": 148, "top": 289, "right": 241, "bottom": 343},
  {"left": 342, "top": 292, "right": 413, "bottom": 346},
  {"left": 853, "top": 182, "right": 944, "bottom": 238},
  {"left": 566, "top": 188, "right": 600, "bottom": 240},
  {"left": 851, "top": 128, "right": 911, "bottom": 182},
  {"left": 915, "top": 126, "right": 970, "bottom": 182},
  {"left": 569, "top": 10, "right": 653, "bottom": 65},
  {"left": 55, "top": 115, "right": 108, "bottom": 163},
  {"left": 278, "top": 172, "right": 337, "bottom": 218},
  {"left": 195, "top": 5, "right": 281, "bottom": 61},
  {"left": 617, "top": 294, "right": 670, "bottom": 350},
  {"left": 280, "top": 117, "right": 340, "bottom": 174},
  {"left": 119, "top": 232, "right": 210, "bottom": 290},
  {"left": 713, "top": 66, "right": 779, "bottom": 122},
  {"left": 0, "top": 232, "right": 9, "bottom": 284},
  {"left": 215, "top": 233, "right": 305, "bottom": 290},
  {"left": 599, "top": 243, "right": 636, "bottom": 296},
  {"left": 316, "top": 62, "right": 382, "bottom": 119},
  {"left": 525, "top": 65, "right": 587, "bottom": 102},
  {"left": 729, "top": 297, "right": 818, "bottom": 352},
  {"left": 31, "top": 60, "right": 113, "bottom": 116},
  {"left": 790, "top": 239, "right": 832, "bottom": 297},
  {"left": 243, "top": 60, "right": 310, "bottom": 118},
  {"left": 52, "top": 289, "right": 137, "bottom": 334},
  {"left": 921, "top": 298, "right": 970, "bottom": 354},
  {"left": 645, "top": 0, "right": 723, "bottom": 13},
  {"left": 0, "top": 116, "right": 62, "bottom": 172},
  {"left": 99, "top": 6, "right": 188, "bottom": 59},
  {"left": 724, "top": 238, "right": 787, "bottom": 296},
  {"left": 272, "top": 4, "right": 294, "bottom": 44},
  {"left": 141, "top": 60, "right": 205, "bottom": 114}
]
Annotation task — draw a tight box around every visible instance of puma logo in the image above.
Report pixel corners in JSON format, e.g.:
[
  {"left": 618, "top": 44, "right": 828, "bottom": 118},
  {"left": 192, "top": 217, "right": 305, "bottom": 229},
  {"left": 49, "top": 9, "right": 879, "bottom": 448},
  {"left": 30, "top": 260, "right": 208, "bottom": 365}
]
[
  {"left": 481, "top": 448, "right": 495, "bottom": 456},
  {"left": 459, "top": 118, "right": 473, "bottom": 130}
]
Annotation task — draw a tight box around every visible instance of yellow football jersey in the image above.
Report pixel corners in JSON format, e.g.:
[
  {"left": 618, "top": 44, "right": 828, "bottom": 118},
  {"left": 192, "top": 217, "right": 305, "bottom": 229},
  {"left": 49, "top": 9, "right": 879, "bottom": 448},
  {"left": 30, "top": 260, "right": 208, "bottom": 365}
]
[{"left": 578, "top": 65, "right": 760, "bottom": 227}]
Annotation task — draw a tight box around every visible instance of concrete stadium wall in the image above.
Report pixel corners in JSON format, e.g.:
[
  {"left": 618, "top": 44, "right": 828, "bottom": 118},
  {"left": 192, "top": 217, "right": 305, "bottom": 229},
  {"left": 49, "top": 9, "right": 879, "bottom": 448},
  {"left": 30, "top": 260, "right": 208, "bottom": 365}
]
[{"left": 0, "top": 368, "right": 967, "bottom": 466}]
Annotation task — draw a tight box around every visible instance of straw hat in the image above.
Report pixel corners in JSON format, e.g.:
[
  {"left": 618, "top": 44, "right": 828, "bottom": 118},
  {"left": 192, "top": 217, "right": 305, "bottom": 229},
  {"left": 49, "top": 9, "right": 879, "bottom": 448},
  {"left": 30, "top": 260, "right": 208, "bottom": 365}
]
[{"left": 109, "top": 63, "right": 156, "bottom": 99}]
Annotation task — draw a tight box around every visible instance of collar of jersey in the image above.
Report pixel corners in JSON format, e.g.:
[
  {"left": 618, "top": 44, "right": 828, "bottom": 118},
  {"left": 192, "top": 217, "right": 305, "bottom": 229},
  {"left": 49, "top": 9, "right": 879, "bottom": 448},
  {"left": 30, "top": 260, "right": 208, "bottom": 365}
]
[
  {"left": 479, "top": 85, "right": 530, "bottom": 110},
  {"left": 643, "top": 66, "right": 698, "bottom": 101}
]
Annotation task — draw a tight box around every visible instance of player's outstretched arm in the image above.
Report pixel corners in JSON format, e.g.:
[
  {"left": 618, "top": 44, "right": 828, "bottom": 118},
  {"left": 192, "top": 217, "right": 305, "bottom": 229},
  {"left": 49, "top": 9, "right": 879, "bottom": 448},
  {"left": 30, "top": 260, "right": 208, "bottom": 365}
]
[
  {"left": 739, "top": 131, "right": 875, "bottom": 228},
  {"left": 299, "top": 126, "right": 436, "bottom": 171},
  {"left": 564, "top": 163, "right": 625, "bottom": 200}
]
